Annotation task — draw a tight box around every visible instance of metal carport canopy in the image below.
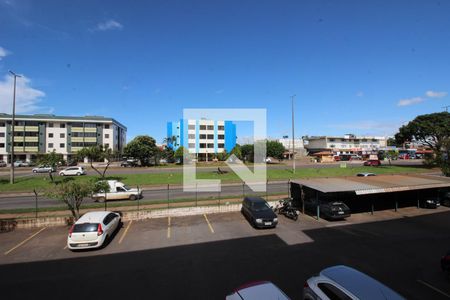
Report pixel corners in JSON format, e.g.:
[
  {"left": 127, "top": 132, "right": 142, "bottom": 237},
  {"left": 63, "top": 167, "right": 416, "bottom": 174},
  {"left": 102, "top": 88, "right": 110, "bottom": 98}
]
[{"left": 291, "top": 174, "right": 450, "bottom": 195}]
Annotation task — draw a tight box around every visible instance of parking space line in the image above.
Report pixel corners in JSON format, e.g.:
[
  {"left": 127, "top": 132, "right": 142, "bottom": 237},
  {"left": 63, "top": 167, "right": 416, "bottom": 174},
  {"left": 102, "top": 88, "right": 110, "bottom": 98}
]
[
  {"left": 167, "top": 216, "right": 171, "bottom": 238},
  {"left": 4, "top": 227, "right": 47, "bottom": 255},
  {"left": 417, "top": 279, "right": 450, "bottom": 298},
  {"left": 63, "top": 245, "right": 67, "bottom": 250},
  {"left": 119, "top": 220, "right": 133, "bottom": 244},
  {"left": 203, "top": 214, "right": 215, "bottom": 234}
]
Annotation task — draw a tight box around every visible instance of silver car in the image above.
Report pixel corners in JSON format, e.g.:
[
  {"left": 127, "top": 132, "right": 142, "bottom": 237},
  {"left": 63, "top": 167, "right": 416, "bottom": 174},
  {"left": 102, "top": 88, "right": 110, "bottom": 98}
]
[
  {"left": 14, "top": 160, "right": 30, "bottom": 167},
  {"left": 303, "top": 265, "right": 404, "bottom": 300},
  {"left": 32, "top": 165, "right": 56, "bottom": 173},
  {"left": 0, "top": 160, "right": 6, "bottom": 167}
]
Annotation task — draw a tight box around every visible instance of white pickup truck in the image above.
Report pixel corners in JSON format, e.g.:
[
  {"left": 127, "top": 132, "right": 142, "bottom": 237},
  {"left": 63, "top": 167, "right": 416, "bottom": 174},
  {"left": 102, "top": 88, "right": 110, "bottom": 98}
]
[{"left": 92, "top": 180, "right": 143, "bottom": 202}]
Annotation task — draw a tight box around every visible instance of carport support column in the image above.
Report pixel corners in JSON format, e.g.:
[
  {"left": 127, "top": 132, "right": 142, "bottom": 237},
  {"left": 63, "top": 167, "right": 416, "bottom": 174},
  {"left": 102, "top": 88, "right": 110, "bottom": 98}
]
[
  {"left": 371, "top": 197, "right": 374, "bottom": 215},
  {"left": 395, "top": 195, "right": 398, "bottom": 212},
  {"left": 417, "top": 191, "right": 420, "bottom": 209},
  {"left": 316, "top": 190, "right": 320, "bottom": 221}
]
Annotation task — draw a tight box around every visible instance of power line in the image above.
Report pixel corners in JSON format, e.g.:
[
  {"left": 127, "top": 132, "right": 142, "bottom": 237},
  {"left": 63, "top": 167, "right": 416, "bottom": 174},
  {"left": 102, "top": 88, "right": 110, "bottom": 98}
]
[{"left": 443, "top": 105, "right": 450, "bottom": 112}]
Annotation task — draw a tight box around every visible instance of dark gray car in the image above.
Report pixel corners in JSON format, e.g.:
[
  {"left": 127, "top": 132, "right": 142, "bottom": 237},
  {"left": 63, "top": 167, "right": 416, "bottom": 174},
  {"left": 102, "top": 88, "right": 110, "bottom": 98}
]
[{"left": 241, "top": 197, "right": 278, "bottom": 228}]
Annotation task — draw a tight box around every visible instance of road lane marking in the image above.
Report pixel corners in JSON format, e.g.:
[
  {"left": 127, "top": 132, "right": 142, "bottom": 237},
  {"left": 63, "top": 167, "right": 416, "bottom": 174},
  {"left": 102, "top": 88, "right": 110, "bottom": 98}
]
[
  {"left": 4, "top": 227, "right": 47, "bottom": 255},
  {"left": 63, "top": 245, "right": 67, "bottom": 250},
  {"left": 417, "top": 279, "right": 450, "bottom": 298},
  {"left": 167, "top": 216, "right": 171, "bottom": 238},
  {"left": 118, "top": 220, "right": 133, "bottom": 244},
  {"left": 203, "top": 214, "right": 215, "bottom": 233}
]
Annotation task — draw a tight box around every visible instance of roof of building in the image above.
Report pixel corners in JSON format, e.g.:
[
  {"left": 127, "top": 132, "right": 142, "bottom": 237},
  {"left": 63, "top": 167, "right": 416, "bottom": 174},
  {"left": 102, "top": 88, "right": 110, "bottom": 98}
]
[
  {"left": 0, "top": 113, "right": 126, "bottom": 129},
  {"left": 291, "top": 174, "right": 450, "bottom": 195}
]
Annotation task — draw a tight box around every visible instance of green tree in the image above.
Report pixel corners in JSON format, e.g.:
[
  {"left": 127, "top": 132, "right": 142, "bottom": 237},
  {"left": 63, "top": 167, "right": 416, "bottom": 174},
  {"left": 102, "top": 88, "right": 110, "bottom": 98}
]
[
  {"left": 174, "top": 146, "right": 186, "bottom": 164},
  {"left": 124, "top": 135, "right": 159, "bottom": 167},
  {"left": 395, "top": 112, "right": 450, "bottom": 176},
  {"left": 162, "top": 146, "right": 175, "bottom": 163},
  {"left": 36, "top": 150, "right": 63, "bottom": 182},
  {"left": 77, "top": 145, "right": 114, "bottom": 179},
  {"left": 229, "top": 145, "right": 242, "bottom": 160},
  {"left": 46, "top": 179, "right": 105, "bottom": 220},
  {"left": 241, "top": 144, "right": 254, "bottom": 162},
  {"left": 387, "top": 137, "right": 398, "bottom": 147},
  {"left": 266, "top": 140, "right": 285, "bottom": 159}
]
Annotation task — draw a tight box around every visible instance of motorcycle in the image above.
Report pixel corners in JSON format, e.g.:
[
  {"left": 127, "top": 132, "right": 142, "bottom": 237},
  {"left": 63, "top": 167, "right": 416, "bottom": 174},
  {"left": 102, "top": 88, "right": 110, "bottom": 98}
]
[{"left": 274, "top": 198, "right": 299, "bottom": 221}]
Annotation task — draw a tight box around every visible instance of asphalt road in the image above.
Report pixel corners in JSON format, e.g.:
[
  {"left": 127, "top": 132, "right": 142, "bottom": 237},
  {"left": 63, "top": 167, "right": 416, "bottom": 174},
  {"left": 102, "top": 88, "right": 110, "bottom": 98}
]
[
  {"left": 0, "top": 209, "right": 449, "bottom": 299},
  {"left": 0, "top": 181, "right": 290, "bottom": 210}
]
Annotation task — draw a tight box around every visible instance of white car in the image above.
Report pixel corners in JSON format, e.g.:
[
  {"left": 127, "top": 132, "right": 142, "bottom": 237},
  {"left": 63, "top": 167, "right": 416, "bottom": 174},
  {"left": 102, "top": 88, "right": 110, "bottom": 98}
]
[
  {"left": 356, "top": 172, "right": 376, "bottom": 177},
  {"left": 59, "top": 166, "right": 86, "bottom": 176},
  {"left": 32, "top": 165, "right": 55, "bottom": 173},
  {"left": 67, "top": 211, "right": 121, "bottom": 250},
  {"left": 92, "top": 180, "right": 143, "bottom": 202},
  {"left": 303, "top": 265, "right": 404, "bottom": 300},
  {"left": 226, "top": 281, "right": 290, "bottom": 300}
]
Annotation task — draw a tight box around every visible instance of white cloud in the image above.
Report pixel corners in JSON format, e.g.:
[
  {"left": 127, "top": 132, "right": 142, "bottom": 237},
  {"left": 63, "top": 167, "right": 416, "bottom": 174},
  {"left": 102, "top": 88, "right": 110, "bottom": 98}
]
[
  {"left": 0, "top": 75, "right": 46, "bottom": 113},
  {"left": 425, "top": 90, "right": 447, "bottom": 98},
  {"left": 0, "top": 46, "right": 10, "bottom": 60},
  {"left": 397, "top": 97, "right": 424, "bottom": 107},
  {"left": 94, "top": 20, "right": 123, "bottom": 31},
  {"left": 356, "top": 91, "right": 364, "bottom": 97}
]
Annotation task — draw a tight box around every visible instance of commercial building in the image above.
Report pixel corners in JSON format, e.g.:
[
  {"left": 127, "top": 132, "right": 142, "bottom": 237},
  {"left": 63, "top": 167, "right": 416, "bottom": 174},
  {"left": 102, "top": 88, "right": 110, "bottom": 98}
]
[
  {"left": 0, "top": 113, "right": 127, "bottom": 163},
  {"left": 167, "top": 119, "right": 236, "bottom": 161},
  {"left": 303, "top": 134, "right": 387, "bottom": 155},
  {"left": 277, "top": 137, "right": 306, "bottom": 158}
]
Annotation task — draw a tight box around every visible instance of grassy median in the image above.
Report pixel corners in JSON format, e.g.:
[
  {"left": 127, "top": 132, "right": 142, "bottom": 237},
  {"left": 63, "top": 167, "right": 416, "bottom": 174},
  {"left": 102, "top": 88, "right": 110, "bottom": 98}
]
[{"left": 0, "top": 164, "right": 431, "bottom": 194}]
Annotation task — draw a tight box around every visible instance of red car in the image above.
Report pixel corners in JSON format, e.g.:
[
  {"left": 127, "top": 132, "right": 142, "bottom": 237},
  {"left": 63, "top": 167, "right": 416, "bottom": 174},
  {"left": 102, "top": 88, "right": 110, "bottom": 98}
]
[{"left": 364, "top": 160, "right": 381, "bottom": 166}]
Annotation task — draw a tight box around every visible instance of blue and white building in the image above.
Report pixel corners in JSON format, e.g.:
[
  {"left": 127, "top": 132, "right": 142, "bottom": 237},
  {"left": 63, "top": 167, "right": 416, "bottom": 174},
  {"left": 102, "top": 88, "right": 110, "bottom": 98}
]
[{"left": 167, "top": 119, "right": 236, "bottom": 161}]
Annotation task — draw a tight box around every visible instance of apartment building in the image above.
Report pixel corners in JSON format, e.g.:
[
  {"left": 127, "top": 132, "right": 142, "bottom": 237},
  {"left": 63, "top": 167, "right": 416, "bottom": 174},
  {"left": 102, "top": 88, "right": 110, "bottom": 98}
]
[
  {"left": 303, "top": 134, "right": 387, "bottom": 154},
  {"left": 167, "top": 119, "right": 236, "bottom": 161},
  {"left": 0, "top": 113, "right": 126, "bottom": 163}
]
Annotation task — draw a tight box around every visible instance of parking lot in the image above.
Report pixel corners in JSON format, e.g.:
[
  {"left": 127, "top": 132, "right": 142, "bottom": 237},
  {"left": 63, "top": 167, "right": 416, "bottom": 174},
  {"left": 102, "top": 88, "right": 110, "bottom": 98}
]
[{"left": 1, "top": 207, "right": 450, "bottom": 299}]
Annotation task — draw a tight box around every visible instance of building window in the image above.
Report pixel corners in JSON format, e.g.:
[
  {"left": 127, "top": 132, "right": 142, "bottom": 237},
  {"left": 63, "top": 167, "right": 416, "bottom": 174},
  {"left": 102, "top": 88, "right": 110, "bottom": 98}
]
[
  {"left": 105, "top": 124, "right": 110, "bottom": 129},
  {"left": 0, "top": 132, "right": 4, "bottom": 137},
  {"left": 188, "top": 143, "right": 195, "bottom": 148},
  {"left": 60, "top": 143, "right": 65, "bottom": 148},
  {"left": 218, "top": 125, "right": 224, "bottom": 130},
  {"left": 200, "top": 143, "right": 206, "bottom": 148},
  {"left": 218, "top": 143, "right": 224, "bottom": 148},
  {"left": 218, "top": 134, "right": 224, "bottom": 139},
  {"left": 207, "top": 134, "right": 214, "bottom": 139},
  {"left": 0, "top": 143, "right": 4, "bottom": 148},
  {"left": 60, "top": 133, "right": 65, "bottom": 138},
  {"left": 48, "top": 123, "right": 54, "bottom": 128},
  {"left": 84, "top": 123, "right": 96, "bottom": 128},
  {"left": 199, "top": 134, "right": 206, "bottom": 139},
  {"left": 329, "top": 138, "right": 335, "bottom": 142},
  {"left": 207, "top": 143, "right": 214, "bottom": 148},
  {"left": 199, "top": 125, "right": 206, "bottom": 130},
  {"left": 105, "top": 134, "right": 110, "bottom": 139},
  {"left": 48, "top": 143, "right": 53, "bottom": 148},
  {"left": 48, "top": 133, "right": 54, "bottom": 138},
  {"left": 188, "top": 125, "right": 195, "bottom": 130},
  {"left": 0, "top": 122, "right": 5, "bottom": 127},
  {"left": 207, "top": 125, "right": 214, "bottom": 130},
  {"left": 105, "top": 143, "right": 109, "bottom": 148},
  {"left": 188, "top": 134, "right": 195, "bottom": 139},
  {"left": 60, "top": 123, "right": 66, "bottom": 128}
]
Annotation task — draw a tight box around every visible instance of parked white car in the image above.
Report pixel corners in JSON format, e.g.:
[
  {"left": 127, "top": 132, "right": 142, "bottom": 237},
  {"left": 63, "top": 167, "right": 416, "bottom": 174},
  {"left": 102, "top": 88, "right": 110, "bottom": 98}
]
[
  {"left": 303, "top": 265, "right": 404, "bottom": 300},
  {"left": 92, "top": 180, "right": 143, "bottom": 201},
  {"left": 226, "top": 281, "right": 290, "bottom": 300},
  {"left": 32, "top": 165, "right": 56, "bottom": 173},
  {"left": 67, "top": 211, "right": 121, "bottom": 250},
  {"left": 59, "top": 166, "right": 86, "bottom": 176},
  {"left": 14, "top": 160, "right": 30, "bottom": 167}
]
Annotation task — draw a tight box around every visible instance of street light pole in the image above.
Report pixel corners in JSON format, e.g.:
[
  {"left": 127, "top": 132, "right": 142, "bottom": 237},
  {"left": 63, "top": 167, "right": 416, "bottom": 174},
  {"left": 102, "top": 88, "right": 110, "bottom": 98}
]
[
  {"left": 9, "top": 70, "right": 21, "bottom": 184},
  {"left": 291, "top": 94, "right": 296, "bottom": 174}
]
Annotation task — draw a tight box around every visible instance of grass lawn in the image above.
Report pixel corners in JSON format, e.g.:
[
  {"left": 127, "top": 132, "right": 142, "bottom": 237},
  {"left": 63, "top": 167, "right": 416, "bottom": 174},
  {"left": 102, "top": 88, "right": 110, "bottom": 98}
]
[{"left": 0, "top": 165, "right": 431, "bottom": 193}]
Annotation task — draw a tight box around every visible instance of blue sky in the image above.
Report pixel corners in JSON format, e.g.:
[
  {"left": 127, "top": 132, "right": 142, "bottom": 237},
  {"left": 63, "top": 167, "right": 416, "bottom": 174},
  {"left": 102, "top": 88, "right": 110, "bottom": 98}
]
[{"left": 0, "top": 0, "right": 449, "bottom": 143}]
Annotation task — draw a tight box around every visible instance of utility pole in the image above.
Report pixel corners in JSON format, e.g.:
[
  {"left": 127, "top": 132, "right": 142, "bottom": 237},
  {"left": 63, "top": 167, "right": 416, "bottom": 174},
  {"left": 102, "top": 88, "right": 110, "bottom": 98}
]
[
  {"left": 291, "top": 95, "right": 296, "bottom": 174},
  {"left": 443, "top": 105, "right": 450, "bottom": 112},
  {"left": 9, "top": 70, "right": 21, "bottom": 184}
]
